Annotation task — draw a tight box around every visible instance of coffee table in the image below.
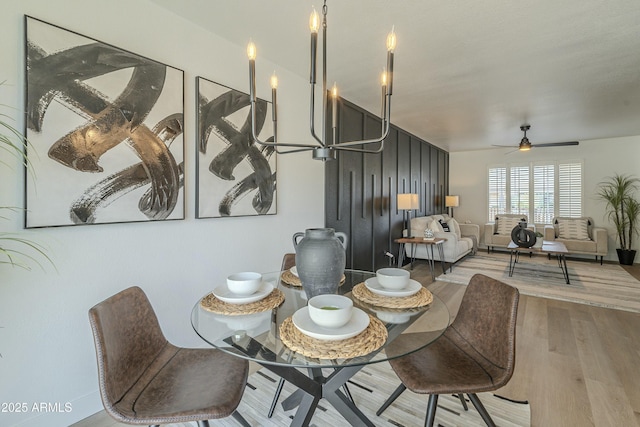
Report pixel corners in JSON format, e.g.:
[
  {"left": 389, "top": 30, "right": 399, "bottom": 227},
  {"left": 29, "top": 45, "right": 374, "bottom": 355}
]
[
  {"left": 507, "top": 240, "right": 570, "bottom": 284},
  {"left": 395, "top": 237, "right": 447, "bottom": 278}
]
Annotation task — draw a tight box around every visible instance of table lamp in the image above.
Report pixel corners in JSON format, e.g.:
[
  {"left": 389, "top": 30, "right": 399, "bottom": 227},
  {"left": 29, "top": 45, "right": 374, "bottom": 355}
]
[
  {"left": 445, "top": 195, "right": 459, "bottom": 218},
  {"left": 397, "top": 193, "right": 419, "bottom": 237}
]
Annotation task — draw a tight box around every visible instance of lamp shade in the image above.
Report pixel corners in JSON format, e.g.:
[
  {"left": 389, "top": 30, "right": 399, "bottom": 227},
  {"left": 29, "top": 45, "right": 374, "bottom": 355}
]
[
  {"left": 397, "top": 193, "right": 419, "bottom": 210},
  {"left": 445, "top": 195, "right": 459, "bottom": 208}
]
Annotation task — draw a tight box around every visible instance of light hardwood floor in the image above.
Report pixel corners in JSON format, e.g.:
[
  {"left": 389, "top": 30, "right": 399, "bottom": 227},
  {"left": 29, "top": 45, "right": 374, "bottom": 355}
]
[{"left": 74, "top": 261, "right": 640, "bottom": 427}]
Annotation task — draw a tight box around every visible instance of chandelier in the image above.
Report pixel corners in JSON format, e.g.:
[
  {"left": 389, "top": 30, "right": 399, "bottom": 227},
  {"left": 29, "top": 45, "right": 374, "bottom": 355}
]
[{"left": 247, "top": 0, "right": 396, "bottom": 161}]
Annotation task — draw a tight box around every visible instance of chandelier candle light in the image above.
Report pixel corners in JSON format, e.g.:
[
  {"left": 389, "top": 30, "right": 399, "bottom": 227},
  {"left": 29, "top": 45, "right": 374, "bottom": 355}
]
[{"left": 247, "top": 0, "right": 397, "bottom": 161}]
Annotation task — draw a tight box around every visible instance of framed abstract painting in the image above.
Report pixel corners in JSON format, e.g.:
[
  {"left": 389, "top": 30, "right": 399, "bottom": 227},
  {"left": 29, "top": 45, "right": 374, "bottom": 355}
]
[
  {"left": 196, "top": 76, "right": 276, "bottom": 218},
  {"left": 24, "top": 16, "right": 185, "bottom": 227}
]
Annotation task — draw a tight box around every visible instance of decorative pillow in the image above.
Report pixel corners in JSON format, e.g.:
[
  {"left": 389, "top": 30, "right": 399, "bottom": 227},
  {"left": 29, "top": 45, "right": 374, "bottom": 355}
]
[
  {"left": 553, "top": 217, "right": 592, "bottom": 239},
  {"left": 496, "top": 216, "right": 524, "bottom": 235},
  {"left": 557, "top": 218, "right": 590, "bottom": 240},
  {"left": 446, "top": 217, "right": 461, "bottom": 237},
  {"left": 429, "top": 219, "right": 444, "bottom": 233},
  {"left": 439, "top": 219, "right": 450, "bottom": 232}
]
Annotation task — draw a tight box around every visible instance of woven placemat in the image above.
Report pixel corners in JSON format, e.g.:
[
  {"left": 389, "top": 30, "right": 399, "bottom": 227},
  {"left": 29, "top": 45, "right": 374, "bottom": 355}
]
[
  {"left": 279, "top": 314, "right": 387, "bottom": 359},
  {"left": 200, "top": 289, "right": 284, "bottom": 315},
  {"left": 351, "top": 283, "right": 433, "bottom": 309},
  {"left": 280, "top": 269, "right": 346, "bottom": 288}
]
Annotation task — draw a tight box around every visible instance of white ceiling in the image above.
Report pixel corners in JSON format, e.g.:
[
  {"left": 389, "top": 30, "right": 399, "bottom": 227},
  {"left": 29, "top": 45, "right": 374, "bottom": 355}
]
[{"left": 151, "top": 0, "right": 640, "bottom": 152}]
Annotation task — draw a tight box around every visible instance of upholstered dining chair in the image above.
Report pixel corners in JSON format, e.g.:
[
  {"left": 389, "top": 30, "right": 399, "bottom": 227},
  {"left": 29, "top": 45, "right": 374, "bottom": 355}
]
[
  {"left": 281, "top": 252, "right": 296, "bottom": 271},
  {"left": 88, "top": 286, "right": 251, "bottom": 427},
  {"left": 376, "top": 273, "right": 520, "bottom": 427}
]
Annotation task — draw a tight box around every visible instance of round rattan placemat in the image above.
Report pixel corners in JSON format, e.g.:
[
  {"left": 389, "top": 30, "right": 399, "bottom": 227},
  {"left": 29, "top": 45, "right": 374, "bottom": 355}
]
[
  {"left": 280, "top": 269, "right": 346, "bottom": 288},
  {"left": 279, "top": 314, "right": 387, "bottom": 359},
  {"left": 200, "top": 289, "right": 284, "bottom": 315},
  {"left": 351, "top": 282, "right": 433, "bottom": 309}
]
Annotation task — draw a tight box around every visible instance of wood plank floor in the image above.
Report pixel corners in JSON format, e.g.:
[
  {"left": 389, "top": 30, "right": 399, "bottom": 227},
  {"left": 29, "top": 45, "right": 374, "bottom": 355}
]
[{"left": 74, "top": 261, "right": 640, "bottom": 427}]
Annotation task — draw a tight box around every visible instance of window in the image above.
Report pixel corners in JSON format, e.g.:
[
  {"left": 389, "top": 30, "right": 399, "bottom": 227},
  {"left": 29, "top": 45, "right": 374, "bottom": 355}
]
[
  {"left": 488, "top": 167, "right": 506, "bottom": 219},
  {"left": 487, "top": 161, "right": 582, "bottom": 223}
]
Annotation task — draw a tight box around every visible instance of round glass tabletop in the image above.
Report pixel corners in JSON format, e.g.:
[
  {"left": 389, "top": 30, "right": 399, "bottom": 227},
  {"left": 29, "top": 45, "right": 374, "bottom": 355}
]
[{"left": 191, "top": 269, "right": 450, "bottom": 369}]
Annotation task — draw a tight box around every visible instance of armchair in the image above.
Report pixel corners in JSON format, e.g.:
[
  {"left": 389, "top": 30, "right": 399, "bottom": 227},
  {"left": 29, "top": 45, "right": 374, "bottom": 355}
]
[
  {"left": 484, "top": 214, "right": 535, "bottom": 253},
  {"left": 544, "top": 217, "right": 607, "bottom": 264}
]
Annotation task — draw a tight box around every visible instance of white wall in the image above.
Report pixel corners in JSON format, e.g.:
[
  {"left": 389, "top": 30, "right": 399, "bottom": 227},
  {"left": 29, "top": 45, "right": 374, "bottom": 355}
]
[
  {"left": 0, "top": 1, "right": 324, "bottom": 425},
  {"left": 450, "top": 136, "right": 640, "bottom": 261}
]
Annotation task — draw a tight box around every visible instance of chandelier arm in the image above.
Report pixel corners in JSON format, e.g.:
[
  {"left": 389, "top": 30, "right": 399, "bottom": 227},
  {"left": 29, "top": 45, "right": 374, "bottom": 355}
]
[
  {"left": 308, "top": 84, "right": 324, "bottom": 146},
  {"left": 332, "top": 141, "right": 385, "bottom": 154},
  {"left": 250, "top": 98, "right": 320, "bottom": 149},
  {"left": 330, "top": 96, "right": 391, "bottom": 148},
  {"left": 274, "top": 146, "right": 317, "bottom": 154}
]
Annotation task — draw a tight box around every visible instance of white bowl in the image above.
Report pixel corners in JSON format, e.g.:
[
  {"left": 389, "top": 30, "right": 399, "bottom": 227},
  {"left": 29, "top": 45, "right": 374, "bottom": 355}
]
[
  {"left": 307, "top": 294, "right": 353, "bottom": 328},
  {"left": 226, "top": 272, "right": 263, "bottom": 295},
  {"left": 376, "top": 268, "right": 410, "bottom": 290}
]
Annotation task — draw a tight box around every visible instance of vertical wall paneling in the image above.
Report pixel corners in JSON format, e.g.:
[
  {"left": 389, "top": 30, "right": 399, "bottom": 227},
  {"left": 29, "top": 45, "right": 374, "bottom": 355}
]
[{"left": 325, "top": 98, "right": 449, "bottom": 271}]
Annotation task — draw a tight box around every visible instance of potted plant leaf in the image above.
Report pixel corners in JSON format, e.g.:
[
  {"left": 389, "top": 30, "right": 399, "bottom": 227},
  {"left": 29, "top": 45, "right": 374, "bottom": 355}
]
[
  {"left": 596, "top": 173, "right": 640, "bottom": 265},
  {"left": 1, "top": 84, "right": 52, "bottom": 271}
]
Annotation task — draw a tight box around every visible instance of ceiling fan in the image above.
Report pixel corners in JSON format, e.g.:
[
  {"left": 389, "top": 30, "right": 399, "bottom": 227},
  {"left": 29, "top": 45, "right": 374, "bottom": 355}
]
[{"left": 496, "top": 125, "right": 579, "bottom": 152}]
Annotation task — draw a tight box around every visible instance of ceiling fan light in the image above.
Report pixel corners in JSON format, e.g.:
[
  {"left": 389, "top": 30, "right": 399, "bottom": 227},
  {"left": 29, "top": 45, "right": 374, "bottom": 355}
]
[{"left": 519, "top": 137, "right": 531, "bottom": 151}]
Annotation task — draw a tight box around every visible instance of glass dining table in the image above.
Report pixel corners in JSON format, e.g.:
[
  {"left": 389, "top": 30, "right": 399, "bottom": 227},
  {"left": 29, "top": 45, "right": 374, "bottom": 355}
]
[{"left": 191, "top": 269, "right": 450, "bottom": 427}]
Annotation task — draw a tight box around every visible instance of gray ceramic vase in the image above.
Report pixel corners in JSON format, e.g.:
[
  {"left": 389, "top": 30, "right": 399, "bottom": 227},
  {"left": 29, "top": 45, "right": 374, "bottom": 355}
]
[{"left": 292, "top": 228, "right": 348, "bottom": 298}]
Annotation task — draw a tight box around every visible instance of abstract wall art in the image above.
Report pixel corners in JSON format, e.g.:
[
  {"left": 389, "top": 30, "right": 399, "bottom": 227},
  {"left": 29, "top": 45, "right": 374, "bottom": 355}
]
[
  {"left": 24, "top": 16, "right": 185, "bottom": 227},
  {"left": 196, "top": 76, "right": 276, "bottom": 218}
]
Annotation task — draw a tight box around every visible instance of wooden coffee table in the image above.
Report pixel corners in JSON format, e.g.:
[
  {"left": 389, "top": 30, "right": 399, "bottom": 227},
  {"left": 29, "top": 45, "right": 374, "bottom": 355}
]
[
  {"left": 507, "top": 240, "right": 570, "bottom": 284},
  {"left": 395, "top": 237, "right": 447, "bottom": 279}
]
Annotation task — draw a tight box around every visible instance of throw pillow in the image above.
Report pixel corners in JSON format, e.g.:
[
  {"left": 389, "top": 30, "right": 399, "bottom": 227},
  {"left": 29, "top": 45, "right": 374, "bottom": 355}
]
[
  {"left": 429, "top": 219, "right": 443, "bottom": 233},
  {"left": 496, "top": 216, "right": 523, "bottom": 235},
  {"left": 557, "top": 218, "right": 590, "bottom": 240},
  {"left": 446, "top": 217, "right": 461, "bottom": 237},
  {"left": 439, "top": 219, "right": 450, "bottom": 232}
]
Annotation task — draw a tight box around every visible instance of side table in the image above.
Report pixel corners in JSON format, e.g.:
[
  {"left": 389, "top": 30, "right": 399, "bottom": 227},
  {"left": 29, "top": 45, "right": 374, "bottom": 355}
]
[{"left": 395, "top": 237, "right": 447, "bottom": 279}]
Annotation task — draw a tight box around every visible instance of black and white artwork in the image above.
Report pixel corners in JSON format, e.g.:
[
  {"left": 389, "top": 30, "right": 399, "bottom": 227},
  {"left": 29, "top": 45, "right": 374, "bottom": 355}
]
[
  {"left": 196, "top": 76, "right": 276, "bottom": 218},
  {"left": 25, "top": 16, "right": 184, "bottom": 227}
]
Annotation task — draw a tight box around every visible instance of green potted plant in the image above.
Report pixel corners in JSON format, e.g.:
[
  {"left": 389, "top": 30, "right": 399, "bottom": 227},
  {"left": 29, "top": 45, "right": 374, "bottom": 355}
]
[
  {"left": 596, "top": 173, "right": 640, "bottom": 265},
  {"left": 1, "top": 87, "right": 52, "bottom": 271}
]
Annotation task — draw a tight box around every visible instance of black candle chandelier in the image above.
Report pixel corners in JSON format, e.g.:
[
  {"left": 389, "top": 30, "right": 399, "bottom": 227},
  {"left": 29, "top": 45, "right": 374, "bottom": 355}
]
[{"left": 247, "top": 0, "right": 396, "bottom": 161}]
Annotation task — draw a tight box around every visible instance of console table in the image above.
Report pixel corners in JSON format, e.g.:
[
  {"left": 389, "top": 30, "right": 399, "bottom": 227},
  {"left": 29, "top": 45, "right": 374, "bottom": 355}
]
[{"left": 395, "top": 237, "right": 447, "bottom": 278}]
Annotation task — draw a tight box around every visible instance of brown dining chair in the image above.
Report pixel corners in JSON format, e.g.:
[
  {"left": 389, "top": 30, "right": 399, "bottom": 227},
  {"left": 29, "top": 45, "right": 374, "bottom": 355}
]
[
  {"left": 88, "top": 286, "right": 251, "bottom": 427},
  {"left": 376, "top": 273, "right": 519, "bottom": 427},
  {"left": 281, "top": 252, "right": 296, "bottom": 271}
]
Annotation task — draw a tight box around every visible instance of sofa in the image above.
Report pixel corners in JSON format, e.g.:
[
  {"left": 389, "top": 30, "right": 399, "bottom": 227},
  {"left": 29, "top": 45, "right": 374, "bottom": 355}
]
[
  {"left": 484, "top": 214, "right": 536, "bottom": 253},
  {"left": 544, "top": 216, "right": 608, "bottom": 264},
  {"left": 405, "top": 214, "right": 480, "bottom": 265}
]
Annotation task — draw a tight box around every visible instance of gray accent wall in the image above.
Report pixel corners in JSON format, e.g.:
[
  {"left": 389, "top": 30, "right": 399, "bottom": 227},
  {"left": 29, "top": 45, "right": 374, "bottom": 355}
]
[{"left": 325, "top": 98, "right": 449, "bottom": 271}]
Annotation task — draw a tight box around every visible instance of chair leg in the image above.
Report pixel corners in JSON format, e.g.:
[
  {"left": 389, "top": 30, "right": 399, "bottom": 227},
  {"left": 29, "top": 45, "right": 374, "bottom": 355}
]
[
  {"left": 196, "top": 421, "right": 209, "bottom": 427},
  {"left": 424, "top": 394, "right": 439, "bottom": 427},
  {"left": 230, "top": 410, "right": 252, "bottom": 427},
  {"left": 268, "top": 377, "right": 286, "bottom": 417},
  {"left": 467, "top": 393, "right": 497, "bottom": 427},
  {"left": 376, "top": 383, "right": 407, "bottom": 416},
  {"left": 457, "top": 393, "right": 468, "bottom": 411}
]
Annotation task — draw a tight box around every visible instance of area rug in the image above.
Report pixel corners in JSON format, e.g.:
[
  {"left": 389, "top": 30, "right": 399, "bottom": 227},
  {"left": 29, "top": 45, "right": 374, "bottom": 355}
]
[
  {"left": 435, "top": 252, "right": 640, "bottom": 313},
  {"left": 211, "top": 361, "right": 530, "bottom": 427}
]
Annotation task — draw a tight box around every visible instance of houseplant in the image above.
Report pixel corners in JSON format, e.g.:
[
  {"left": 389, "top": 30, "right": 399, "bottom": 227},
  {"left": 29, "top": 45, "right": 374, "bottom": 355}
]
[
  {"left": 0, "top": 87, "right": 51, "bottom": 271},
  {"left": 596, "top": 173, "right": 640, "bottom": 265}
]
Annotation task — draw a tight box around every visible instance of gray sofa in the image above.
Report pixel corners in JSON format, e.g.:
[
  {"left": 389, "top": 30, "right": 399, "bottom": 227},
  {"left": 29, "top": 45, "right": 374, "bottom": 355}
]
[
  {"left": 544, "top": 216, "right": 608, "bottom": 264},
  {"left": 405, "top": 214, "right": 480, "bottom": 264}
]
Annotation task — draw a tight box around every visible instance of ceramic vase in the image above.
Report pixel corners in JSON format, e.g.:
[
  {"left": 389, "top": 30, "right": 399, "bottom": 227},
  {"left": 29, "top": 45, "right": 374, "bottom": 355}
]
[{"left": 292, "top": 228, "right": 348, "bottom": 298}]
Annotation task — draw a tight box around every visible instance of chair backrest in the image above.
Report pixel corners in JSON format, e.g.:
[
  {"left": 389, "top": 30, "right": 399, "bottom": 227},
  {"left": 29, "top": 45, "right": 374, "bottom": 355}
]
[
  {"left": 450, "top": 274, "right": 519, "bottom": 378},
  {"left": 281, "top": 253, "right": 296, "bottom": 271},
  {"left": 88, "top": 286, "right": 168, "bottom": 407}
]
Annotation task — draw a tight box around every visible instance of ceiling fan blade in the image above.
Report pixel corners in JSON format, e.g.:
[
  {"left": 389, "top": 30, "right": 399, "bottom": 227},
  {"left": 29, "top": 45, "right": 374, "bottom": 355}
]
[{"left": 533, "top": 141, "right": 579, "bottom": 148}]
